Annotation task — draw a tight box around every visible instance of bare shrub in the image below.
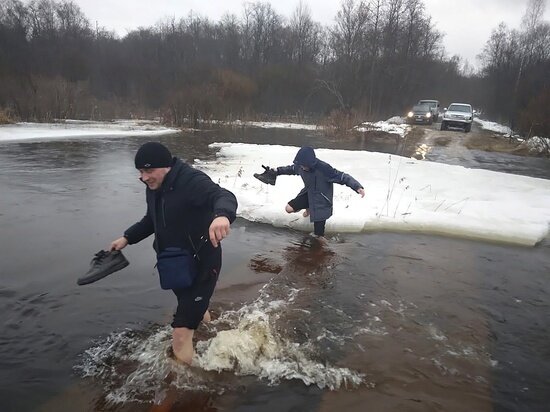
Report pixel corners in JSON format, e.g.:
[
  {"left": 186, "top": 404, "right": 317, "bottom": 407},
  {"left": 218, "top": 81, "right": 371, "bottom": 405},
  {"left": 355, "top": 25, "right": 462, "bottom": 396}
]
[
  {"left": 164, "top": 83, "right": 219, "bottom": 127},
  {"left": 520, "top": 87, "right": 550, "bottom": 137},
  {"left": 320, "top": 107, "right": 359, "bottom": 135},
  {"left": 213, "top": 69, "right": 258, "bottom": 120},
  {"left": 34, "top": 76, "right": 91, "bottom": 120},
  {"left": 0, "top": 108, "right": 15, "bottom": 124},
  {"left": 2, "top": 75, "right": 99, "bottom": 121}
]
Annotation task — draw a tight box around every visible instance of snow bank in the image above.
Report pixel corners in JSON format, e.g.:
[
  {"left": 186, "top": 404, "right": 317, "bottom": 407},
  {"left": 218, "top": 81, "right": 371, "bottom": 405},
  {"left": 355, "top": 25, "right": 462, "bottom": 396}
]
[
  {"left": 474, "top": 118, "right": 513, "bottom": 135},
  {"left": 0, "top": 120, "right": 180, "bottom": 143},
  {"left": 209, "top": 119, "right": 320, "bottom": 130},
  {"left": 525, "top": 136, "right": 550, "bottom": 154},
  {"left": 354, "top": 119, "right": 410, "bottom": 137},
  {"left": 199, "top": 143, "right": 550, "bottom": 246}
]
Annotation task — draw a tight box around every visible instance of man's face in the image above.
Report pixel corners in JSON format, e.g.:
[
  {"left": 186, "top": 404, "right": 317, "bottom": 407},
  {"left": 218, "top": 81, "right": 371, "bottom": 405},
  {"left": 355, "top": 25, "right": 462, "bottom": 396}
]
[
  {"left": 138, "top": 167, "right": 170, "bottom": 190},
  {"left": 300, "top": 165, "right": 310, "bottom": 171}
]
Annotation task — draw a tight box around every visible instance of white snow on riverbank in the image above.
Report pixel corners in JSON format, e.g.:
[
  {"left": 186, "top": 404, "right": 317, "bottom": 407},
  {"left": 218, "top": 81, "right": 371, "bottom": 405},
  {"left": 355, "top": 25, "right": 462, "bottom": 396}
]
[
  {"left": 199, "top": 143, "right": 550, "bottom": 246},
  {"left": 526, "top": 136, "right": 550, "bottom": 154},
  {"left": 473, "top": 118, "right": 550, "bottom": 154},
  {"left": 474, "top": 118, "right": 513, "bottom": 135},
  {"left": 213, "top": 118, "right": 409, "bottom": 136},
  {"left": 354, "top": 118, "right": 410, "bottom": 137},
  {"left": 209, "top": 119, "right": 321, "bottom": 130},
  {"left": 0, "top": 120, "right": 180, "bottom": 142}
]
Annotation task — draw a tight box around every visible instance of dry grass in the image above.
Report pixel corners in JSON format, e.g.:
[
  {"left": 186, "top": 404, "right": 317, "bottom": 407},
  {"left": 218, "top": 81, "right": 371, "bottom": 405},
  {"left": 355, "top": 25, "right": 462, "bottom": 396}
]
[
  {"left": 0, "top": 109, "right": 14, "bottom": 124},
  {"left": 463, "top": 132, "right": 531, "bottom": 156},
  {"left": 319, "top": 108, "right": 360, "bottom": 136}
]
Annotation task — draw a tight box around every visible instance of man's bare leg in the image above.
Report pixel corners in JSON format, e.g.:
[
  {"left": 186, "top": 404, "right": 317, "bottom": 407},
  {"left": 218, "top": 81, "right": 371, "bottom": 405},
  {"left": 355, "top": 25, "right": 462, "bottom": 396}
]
[
  {"left": 202, "top": 309, "right": 211, "bottom": 323},
  {"left": 172, "top": 327, "right": 194, "bottom": 365}
]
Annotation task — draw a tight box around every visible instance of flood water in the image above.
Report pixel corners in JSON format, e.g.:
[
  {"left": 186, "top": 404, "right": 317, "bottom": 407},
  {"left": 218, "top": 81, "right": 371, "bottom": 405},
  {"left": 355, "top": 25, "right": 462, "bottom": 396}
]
[{"left": 1, "top": 128, "right": 549, "bottom": 412}]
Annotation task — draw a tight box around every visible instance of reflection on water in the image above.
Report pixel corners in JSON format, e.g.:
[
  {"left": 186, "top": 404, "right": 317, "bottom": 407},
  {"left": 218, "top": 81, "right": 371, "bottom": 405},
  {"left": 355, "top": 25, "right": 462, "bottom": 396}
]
[{"left": 0, "top": 129, "right": 549, "bottom": 412}]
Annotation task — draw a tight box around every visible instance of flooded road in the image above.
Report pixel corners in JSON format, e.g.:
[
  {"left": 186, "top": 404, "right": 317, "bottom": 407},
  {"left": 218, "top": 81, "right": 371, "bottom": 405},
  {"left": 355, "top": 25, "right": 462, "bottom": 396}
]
[
  {"left": 0, "top": 128, "right": 549, "bottom": 411},
  {"left": 410, "top": 122, "right": 550, "bottom": 179}
]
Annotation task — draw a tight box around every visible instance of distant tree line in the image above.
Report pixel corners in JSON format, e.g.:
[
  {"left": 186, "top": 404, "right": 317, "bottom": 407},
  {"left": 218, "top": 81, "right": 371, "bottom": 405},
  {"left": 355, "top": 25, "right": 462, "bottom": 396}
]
[
  {"left": 478, "top": 0, "right": 550, "bottom": 139},
  {"left": 0, "top": 0, "right": 548, "bottom": 138}
]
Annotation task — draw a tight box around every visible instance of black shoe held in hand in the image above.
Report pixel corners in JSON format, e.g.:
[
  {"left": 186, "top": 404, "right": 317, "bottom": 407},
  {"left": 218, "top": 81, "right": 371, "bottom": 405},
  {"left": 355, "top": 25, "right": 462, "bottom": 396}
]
[
  {"left": 77, "top": 250, "right": 129, "bottom": 286},
  {"left": 253, "top": 165, "right": 277, "bottom": 185}
]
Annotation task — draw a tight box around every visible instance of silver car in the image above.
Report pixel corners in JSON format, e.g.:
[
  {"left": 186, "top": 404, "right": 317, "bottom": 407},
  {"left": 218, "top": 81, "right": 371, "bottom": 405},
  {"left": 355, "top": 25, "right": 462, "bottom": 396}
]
[{"left": 440, "top": 103, "right": 473, "bottom": 133}]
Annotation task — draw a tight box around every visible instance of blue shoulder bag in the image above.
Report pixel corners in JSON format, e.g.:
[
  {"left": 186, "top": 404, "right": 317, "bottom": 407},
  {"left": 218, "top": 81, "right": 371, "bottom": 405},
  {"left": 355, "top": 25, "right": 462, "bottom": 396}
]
[{"left": 156, "top": 247, "right": 198, "bottom": 290}]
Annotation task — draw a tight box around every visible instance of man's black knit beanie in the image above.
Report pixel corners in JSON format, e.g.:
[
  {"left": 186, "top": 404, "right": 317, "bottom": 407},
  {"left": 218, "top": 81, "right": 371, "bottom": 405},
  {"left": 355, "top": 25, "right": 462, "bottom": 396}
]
[{"left": 134, "top": 142, "right": 172, "bottom": 169}]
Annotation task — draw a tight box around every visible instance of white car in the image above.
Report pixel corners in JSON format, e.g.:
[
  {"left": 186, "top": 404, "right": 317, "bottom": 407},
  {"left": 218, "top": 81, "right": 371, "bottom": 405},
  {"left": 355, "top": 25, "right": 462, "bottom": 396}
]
[{"left": 441, "top": 103, "right": 473, "bottom": 132}]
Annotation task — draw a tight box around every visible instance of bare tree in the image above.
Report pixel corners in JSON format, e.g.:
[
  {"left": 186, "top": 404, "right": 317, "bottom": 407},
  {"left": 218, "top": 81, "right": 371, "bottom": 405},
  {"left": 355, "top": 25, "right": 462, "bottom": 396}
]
[
  {"left": 288, "top": 0, "right": 321, "bottom": 64},
  {"left": 330, "top": 0, "right": 370, "bottom": 64},
  {"left": 1, "top": 0, "right": 454, "bottom": 123},
  {"left": 479, "top": 0, "right": 550, "bottom": 135},
  {"left": 217, "top": 13, "right": 242, "bottom": 68},
  {"left": 241, "top": 2, "right": 282, "bottom": 66}
]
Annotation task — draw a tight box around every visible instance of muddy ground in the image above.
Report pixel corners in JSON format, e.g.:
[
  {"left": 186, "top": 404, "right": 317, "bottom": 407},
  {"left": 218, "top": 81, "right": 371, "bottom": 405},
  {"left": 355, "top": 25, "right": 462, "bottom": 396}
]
[{"left": 400, "top": 122, "right": 534, "bottom": 158}]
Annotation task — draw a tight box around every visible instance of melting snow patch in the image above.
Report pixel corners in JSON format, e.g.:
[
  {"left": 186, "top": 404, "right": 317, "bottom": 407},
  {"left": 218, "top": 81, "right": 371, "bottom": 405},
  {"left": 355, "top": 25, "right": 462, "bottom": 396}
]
[
  {"left": 473, "top": 118, "right": 513, "bottom": 135},
  {"left": 526, "top": 136, "right": 550, "bottom": 154},
  {"left": 0, "top": 120, "right": 180, "bottom": 143},
  {"left": 201, "top": 142, "right": 550, "bottom": 246},
  {"left": 210, "top": 119, "right": 321, "bottom": 130},
  {"left": 354, "top": 119, "right": 410, "bottom": 137}
]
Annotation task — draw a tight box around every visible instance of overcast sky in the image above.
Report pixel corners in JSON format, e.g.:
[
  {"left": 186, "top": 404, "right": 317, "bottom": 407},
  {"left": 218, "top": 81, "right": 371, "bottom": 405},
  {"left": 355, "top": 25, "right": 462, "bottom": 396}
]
[{"left": 73, "top": 0, "right": 550, "bottom": 68}]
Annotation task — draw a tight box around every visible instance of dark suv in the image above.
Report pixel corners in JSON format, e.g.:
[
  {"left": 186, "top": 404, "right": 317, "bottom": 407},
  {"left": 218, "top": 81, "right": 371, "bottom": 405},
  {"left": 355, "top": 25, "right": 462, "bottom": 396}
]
[
  {"left": 418, "top": 100, "right": 440, "bottom": 122},
  {"left": 407, "top": 104, "right": 433, "bottom": 125}
]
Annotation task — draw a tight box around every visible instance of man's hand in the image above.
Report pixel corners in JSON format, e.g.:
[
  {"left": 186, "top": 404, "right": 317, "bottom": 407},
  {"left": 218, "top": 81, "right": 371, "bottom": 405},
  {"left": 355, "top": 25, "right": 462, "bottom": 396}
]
[
  {"left": 357, "top": 188, "right": 365, "bottom": 198},
  {"left": 110, "top": 236, "right": 128, "bottom": 251},
  {"left": 209, "top": 216, "right": 230, "bottom": 247}
]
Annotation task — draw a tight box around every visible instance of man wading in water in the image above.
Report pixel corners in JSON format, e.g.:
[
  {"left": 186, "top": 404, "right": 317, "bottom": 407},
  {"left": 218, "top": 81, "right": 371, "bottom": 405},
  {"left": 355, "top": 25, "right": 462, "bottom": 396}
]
[{"left": 110, "top": 142, "right": 237, "bottom": 364}]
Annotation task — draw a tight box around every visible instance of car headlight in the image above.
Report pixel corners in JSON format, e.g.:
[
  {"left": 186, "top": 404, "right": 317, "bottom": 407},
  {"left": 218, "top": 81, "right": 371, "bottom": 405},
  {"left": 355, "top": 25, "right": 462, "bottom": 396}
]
[
  {"left": 407, "top": 112, "right": 413, "bottom": 117},
  {"left": 426, "top": 112, "right": 431, "bottom": 118}
]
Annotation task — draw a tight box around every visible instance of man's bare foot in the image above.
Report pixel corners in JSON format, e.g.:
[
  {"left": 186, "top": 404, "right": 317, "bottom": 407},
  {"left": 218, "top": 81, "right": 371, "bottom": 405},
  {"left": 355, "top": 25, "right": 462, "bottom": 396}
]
[
  {"left": 303, "top": 209, "right": 310, "bottom": 217},
  {"left": 172, "top": 327, "right": 194, "bottom": 365}
]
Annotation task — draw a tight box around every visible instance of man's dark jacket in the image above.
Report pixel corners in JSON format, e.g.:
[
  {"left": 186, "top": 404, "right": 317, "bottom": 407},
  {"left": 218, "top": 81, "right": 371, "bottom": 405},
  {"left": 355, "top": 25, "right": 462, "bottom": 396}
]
[
  {"left": 276, "top": 147, "right": 362, "bottom": 222},
  {"left": 124, "top": 158, "right": 237, "bottom": 261}
]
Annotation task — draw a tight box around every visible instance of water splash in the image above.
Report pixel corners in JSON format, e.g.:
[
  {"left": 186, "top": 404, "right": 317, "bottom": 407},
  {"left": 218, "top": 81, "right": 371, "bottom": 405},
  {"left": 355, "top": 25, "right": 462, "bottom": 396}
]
[
  {"left": 75, "top": 326, "right": 210, "bottom": 404},
  {"left": 195, "top": 284, "right": 364, "bottom": 390},
  {"left": 75, "top": 282, "right": 365, "bottom": 404}
]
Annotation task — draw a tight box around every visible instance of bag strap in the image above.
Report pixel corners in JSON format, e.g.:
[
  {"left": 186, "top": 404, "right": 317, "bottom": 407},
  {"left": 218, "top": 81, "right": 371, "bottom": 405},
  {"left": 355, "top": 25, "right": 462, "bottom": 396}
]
[{"left": 188, "top": 234, "right": 209, "bottom": 261}]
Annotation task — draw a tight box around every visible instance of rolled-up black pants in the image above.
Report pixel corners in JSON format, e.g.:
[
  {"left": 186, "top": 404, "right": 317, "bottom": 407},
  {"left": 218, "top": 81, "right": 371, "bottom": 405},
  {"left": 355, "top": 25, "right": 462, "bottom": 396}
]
[{"left": 171, "top": 247, "right": 221, "bottom": 329}]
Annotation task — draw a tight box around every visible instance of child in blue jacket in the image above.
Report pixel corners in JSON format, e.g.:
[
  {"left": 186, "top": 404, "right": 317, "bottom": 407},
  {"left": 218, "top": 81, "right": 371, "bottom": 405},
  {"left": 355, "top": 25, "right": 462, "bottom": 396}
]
[{"left": 256, "top": 146, "right": 365, "bottom": 238}]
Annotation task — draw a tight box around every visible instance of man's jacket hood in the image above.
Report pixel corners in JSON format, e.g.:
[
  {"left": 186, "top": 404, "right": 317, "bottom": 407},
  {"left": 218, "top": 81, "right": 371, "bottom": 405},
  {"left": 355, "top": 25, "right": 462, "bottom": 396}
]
[{"left": 293, "top": 146, "right": 318, "bottom": 168}]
